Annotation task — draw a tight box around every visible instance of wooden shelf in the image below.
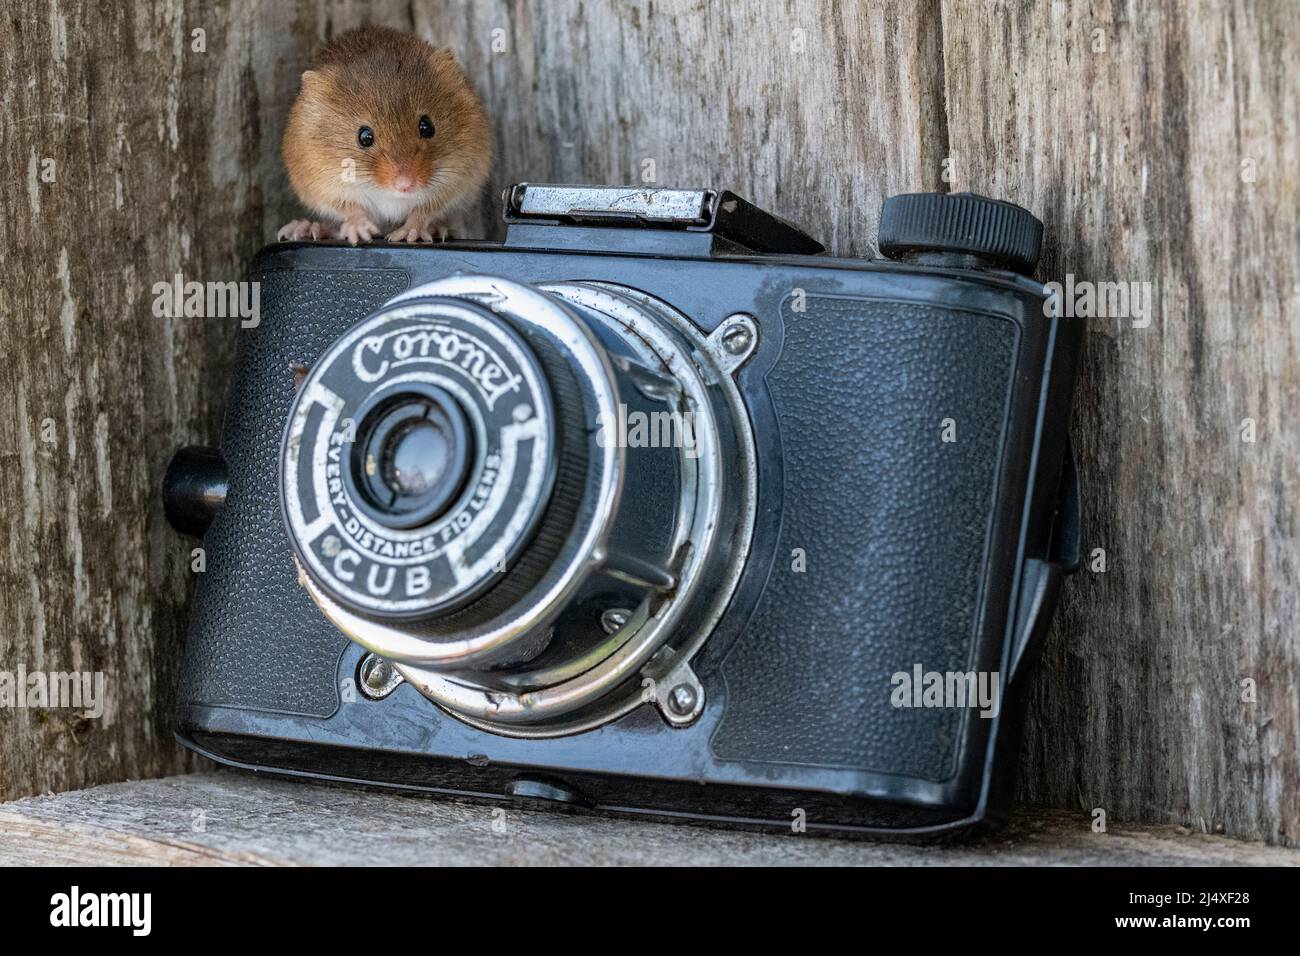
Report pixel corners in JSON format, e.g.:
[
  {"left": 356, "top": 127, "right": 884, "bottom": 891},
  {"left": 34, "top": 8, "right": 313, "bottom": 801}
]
[{"left": 2, "top": 772, "right": 1295, "bottom": 866}]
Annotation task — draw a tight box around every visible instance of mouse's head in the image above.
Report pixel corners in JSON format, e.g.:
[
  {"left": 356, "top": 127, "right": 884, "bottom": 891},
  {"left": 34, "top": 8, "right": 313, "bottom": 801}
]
[{"left": 296, "top": 41, "right": 491, "bottom": 206}]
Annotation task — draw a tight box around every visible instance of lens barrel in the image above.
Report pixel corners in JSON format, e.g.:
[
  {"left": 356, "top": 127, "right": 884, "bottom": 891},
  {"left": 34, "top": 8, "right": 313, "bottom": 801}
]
[
  {"left": 281, "top": 295, "right": 562, "bottom": 623},
  {"left": 345, "top": 382, "right": 472, "bottom": 530},
  {"left": 280, "top": 276, "right": 756, "bottom": 733}
]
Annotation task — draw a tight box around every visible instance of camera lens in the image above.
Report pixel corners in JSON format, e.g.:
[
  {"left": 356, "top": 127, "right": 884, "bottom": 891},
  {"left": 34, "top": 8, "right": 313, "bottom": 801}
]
[
  {"left": 281, "top": 296, "right": 562, "bottom": 623},
  {"left": 384, "top": 421, "right": 442, "bottom": 495},
  {"left": 349, "top": 385, "right": 471, "bottom": 530},
  {"left": 280, "top": 276, "right": 756, "bottom": 735}
]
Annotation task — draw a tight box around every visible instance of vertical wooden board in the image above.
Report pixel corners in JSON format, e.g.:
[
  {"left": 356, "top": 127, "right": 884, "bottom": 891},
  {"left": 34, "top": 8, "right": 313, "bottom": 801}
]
[
  {"left": 0, "top": 0, "right": 326, "bottom": 800},
  {"left": 940, "top": 0, "right": 1299, "bottom": 844}
]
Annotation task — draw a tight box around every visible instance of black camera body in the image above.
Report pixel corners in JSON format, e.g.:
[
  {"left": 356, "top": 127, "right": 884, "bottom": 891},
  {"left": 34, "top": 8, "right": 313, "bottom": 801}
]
[{"left": 166, "top": 185, "right": 1082, "bottom": 837}]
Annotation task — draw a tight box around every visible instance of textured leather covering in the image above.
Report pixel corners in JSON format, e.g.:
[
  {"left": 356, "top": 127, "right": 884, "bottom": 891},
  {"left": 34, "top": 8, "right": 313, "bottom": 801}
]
[
  {"left": 712, "top": 294, "right": 1018, "bottom": 781},
  {"left": 178, "top": 267, "right": 410, "bottom": 717}
]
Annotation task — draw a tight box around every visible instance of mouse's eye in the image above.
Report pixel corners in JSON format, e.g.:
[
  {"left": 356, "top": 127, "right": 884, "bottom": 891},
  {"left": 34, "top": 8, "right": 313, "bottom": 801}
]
[
  {"left": 357, "top": 126, "right": 375, "bottom": 149},
  {"left": 418, "top": 115, "right": 435, "bottom": 139}
]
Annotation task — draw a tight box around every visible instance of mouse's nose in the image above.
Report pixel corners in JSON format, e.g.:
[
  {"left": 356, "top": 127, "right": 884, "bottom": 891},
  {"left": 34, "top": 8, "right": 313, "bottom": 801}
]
[{"left": 393, "top": 174, "right": 417, "bottom": 193}]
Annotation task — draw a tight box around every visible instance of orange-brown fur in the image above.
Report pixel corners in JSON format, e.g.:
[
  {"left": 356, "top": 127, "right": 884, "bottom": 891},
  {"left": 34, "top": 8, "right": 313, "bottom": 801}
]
[{"left": 279, "top": 26, "right": 492, "bottom": 244}]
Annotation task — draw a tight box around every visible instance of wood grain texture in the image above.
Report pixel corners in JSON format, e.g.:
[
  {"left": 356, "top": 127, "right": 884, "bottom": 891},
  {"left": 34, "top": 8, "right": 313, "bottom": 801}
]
[
  {"left": 312, "top": 0, "right": 949, "bottom": 252},
  {"left": 2, "top": 772, "right": 1296, "bottom": 866},
  {"left": 1, "top": 0, "right": 1296, "bottom": 847},
  {"left": 0, "top": 0, "right": 327, "bottom": 799},
  {"left": 939, "top": 0, "right": 1300, "bottom": 846}
]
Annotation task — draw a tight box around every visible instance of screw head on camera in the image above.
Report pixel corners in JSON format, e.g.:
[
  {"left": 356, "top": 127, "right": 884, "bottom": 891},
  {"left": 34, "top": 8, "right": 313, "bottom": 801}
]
[{"left": 878, "top": 192, "right": 1043, "bottom": 275}]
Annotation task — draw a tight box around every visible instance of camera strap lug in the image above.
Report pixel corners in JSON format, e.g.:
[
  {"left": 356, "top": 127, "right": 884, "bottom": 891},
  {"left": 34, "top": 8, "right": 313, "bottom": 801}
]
[{"left": 1008, "top": 437, "right": 1083, "bottom": 685}]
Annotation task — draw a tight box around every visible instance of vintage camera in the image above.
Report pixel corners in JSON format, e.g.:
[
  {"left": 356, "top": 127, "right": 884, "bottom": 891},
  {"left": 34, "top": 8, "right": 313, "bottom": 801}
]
[{"left": 164, "top": 185, "right": 1082, "bottom": 837}]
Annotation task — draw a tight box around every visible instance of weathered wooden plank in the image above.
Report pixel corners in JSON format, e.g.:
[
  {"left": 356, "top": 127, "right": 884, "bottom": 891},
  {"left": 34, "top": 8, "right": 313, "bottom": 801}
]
[
  {"left": 0, "top": 0, "right": 327, "bottom": 799},
  {"left": 939, "top": 0, "right": 1300, "bottom": 845},
  {"left": 2, "top": 772, "right": 1297, "bottom": 866}
]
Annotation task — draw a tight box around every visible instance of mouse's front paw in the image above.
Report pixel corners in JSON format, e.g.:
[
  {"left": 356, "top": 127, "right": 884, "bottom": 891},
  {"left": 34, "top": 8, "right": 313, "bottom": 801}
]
[
  {"left": 386, "top": 214, "right": 450, "bottom": 243},
  {"left": 336, "top": 216, "right": 380, "bottom": 246},
  {"left": 278, "top": 219, "right": 330, "bottom": 241}
]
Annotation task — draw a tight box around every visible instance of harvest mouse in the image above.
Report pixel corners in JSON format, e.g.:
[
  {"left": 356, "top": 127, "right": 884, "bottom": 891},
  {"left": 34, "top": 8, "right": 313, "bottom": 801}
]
[{"left": 278, "top": 26, "right": 492, "bottom": 245}]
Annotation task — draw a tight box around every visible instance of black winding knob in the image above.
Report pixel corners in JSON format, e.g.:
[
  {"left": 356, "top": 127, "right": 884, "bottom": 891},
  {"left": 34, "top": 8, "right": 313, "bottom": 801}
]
[{"left": 878, "top": 192, "right": 1043, "bottom": 275}]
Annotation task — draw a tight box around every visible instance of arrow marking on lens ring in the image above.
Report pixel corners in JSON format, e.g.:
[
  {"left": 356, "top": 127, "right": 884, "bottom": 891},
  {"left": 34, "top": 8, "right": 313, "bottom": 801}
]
[
  {"left": 466, "top": 287, "right": 507, "bottom": 309},
  {"left": 305, "top": 381, "right": 345, "bottom": 414}
]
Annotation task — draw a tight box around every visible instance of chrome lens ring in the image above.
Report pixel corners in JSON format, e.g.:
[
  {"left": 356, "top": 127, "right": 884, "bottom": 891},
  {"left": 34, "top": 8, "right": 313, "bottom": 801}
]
[
  {"left": 281, "top": 298, "right": 556, "bottom": 622},
  {"left": 395, "top": 281, "right": 757, "bottom": 735},
  {"left": 287, "top": 275, "right": 757, "bottom": 735},
  {"left": 294, "top": 276, "right": 624, "bottom": 668}
]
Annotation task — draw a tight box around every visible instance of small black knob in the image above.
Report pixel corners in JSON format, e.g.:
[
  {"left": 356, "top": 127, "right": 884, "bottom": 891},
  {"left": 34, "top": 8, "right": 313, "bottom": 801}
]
[
  {"left": 878, "top": 192, "right": 1043, "bottom": 275},
  {"left": 163, "top": 445, "right": 228, "bottom": 537}
]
